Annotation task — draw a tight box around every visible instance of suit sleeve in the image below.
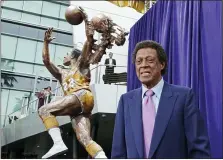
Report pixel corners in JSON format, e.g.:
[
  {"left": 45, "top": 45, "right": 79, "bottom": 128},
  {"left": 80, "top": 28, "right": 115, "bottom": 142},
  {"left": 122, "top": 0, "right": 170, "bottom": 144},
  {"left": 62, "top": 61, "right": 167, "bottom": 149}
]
[
  {"left": 105, "top": 59, "right": 108, "bottom": 65},
  {"left": 113, "top": 59, "right": 116, "bottom": 66},
  {"left": 111, "top": 95, "right": 127, "bottom": 158},
  {"left": 184, "top": 89, "right": 211, "bottom": 158}
]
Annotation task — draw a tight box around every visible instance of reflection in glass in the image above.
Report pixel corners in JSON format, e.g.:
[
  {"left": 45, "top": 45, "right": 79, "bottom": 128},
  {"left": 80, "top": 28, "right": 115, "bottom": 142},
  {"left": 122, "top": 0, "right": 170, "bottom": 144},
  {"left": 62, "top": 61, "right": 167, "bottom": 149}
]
[
  {"left": 1, "top": 59, "right": 14, "bottom": 71},
  {"left": 1, "top": 72, "right": 58, "bottom": 93},
  {"left": 1, "top": 89, "right": 9, "bottom": 127},
  {"left": 1, "top": 73, "right": 34, "bottom": 91},
  {"left": 4, "top": 90, "right": 31, "bottom": 126},
  {"left": 1, "top": 73, "right": 18, "bottom": 88}
]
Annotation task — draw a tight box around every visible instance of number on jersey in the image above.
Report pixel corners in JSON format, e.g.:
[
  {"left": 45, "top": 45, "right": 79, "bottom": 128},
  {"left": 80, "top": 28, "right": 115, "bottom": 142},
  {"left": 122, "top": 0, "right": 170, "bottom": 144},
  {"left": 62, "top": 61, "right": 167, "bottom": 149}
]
[{"left": 63, "top": 78, "right": 76, "bottom": 91}]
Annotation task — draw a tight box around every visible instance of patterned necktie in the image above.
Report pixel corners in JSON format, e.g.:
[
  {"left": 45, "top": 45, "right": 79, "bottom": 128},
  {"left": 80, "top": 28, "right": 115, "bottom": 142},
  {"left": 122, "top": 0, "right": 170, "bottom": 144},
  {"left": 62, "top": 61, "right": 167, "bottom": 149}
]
[{"left": 142, "top": 90, "right": 156, "bottom": 158}]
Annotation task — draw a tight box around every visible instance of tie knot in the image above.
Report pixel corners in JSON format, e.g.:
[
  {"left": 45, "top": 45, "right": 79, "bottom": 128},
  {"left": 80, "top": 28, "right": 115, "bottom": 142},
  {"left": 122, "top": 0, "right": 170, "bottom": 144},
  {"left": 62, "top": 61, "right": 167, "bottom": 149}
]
[{"left": 145, "top": 90, "right": 154, "bottom": 97}]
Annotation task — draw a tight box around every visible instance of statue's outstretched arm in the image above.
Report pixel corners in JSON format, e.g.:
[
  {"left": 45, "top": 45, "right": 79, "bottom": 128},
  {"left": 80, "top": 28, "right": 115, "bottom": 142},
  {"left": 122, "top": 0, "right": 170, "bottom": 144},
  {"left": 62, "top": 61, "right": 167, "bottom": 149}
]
[
  {"left": 42, "top": 28, "right": 62, "bottom": 81},
  {"left": 78, "top": 7, "right": 96, "bottom": 67}
]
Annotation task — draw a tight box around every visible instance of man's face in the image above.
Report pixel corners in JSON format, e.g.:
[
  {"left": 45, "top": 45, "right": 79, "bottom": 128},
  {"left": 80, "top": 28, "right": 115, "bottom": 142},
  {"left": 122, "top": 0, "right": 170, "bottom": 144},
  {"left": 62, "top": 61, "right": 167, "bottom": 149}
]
[
  {"left": 46, "top": 87, "right": 51, "bottom": 92},
  {"left": 63, "top": 53, "right": 71, "bottom": 66},
  {"left": 135, "top": 48, "right": 164, "bottom": 87},
  {"left": 109, "top": 53, "right": 113, "bottom": 58}
]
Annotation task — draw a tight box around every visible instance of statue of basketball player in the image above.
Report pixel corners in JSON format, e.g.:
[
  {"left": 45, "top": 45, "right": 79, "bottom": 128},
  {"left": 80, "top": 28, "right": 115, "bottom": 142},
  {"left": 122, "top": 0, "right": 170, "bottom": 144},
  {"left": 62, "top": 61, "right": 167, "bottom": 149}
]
[{"left": 38, "top": 7, "right": 128, "bottom": 159}]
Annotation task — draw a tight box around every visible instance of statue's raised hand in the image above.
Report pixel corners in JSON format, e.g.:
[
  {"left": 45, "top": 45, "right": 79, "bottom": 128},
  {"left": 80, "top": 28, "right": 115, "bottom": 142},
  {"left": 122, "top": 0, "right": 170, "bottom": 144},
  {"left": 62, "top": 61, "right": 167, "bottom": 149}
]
[{"left": 44, "top": 28, "right": 56, "bottom": 43}]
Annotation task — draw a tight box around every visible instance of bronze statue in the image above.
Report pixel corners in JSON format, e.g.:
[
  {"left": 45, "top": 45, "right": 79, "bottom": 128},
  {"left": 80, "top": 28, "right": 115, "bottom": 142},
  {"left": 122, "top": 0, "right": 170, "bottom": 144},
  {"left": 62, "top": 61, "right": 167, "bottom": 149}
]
[{"left": 38, "top": 6, "right": 128, "bottom": 159}]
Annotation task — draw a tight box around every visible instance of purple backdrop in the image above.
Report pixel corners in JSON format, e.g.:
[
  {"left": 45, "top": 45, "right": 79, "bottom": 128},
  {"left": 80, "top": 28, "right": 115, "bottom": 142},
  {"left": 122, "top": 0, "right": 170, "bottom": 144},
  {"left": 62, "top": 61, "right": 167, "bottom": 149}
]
[{"left": 127, "top": 0, "right": 222, "bottom": 158}]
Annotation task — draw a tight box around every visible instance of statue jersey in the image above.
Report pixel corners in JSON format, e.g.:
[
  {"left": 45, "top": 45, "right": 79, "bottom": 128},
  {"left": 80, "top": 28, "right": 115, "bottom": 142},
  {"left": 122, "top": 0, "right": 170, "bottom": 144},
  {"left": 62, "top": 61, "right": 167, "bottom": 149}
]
[{"left": 61, "top": 67, "right": 90, "bottom": 95}]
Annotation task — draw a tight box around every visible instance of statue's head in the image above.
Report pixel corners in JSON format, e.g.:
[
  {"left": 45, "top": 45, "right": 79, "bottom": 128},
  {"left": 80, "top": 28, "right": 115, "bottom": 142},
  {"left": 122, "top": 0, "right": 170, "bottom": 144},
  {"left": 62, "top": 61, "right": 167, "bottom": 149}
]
[
  {"left": 91, "top": 14, "right": 111, "bottom": 33},
  {"left": 63, "top": 48, "right": 81, "bottom": 66}
]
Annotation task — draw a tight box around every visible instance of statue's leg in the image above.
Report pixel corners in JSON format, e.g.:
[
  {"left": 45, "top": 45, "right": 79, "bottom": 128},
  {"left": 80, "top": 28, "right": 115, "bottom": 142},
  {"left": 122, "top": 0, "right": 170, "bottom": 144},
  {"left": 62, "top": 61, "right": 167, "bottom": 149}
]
[
  {"left": 71, "top": 89, "right": 106, "bottom": 158},
  {"left": 38, "top": 94, "right": 82, "bottom": 159},
  {"left": 71, "top": 115, "right": 107, "bottom": 159}
]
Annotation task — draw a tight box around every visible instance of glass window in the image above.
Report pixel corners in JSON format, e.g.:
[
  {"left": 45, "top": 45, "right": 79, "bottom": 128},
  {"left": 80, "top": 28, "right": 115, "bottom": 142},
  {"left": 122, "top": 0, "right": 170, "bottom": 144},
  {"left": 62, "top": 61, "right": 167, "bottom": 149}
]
[
  {"left": 1, "top": 21, "right": 20, "bottom": 35},
  {"left": 19, "top": 25, "right": 39, "bottom": 40},
  {"left": 35, "top": 75, "right": 52, "bottom": 92},
  {"left": 37, "top": 29, "right": 57, "bottom": 41},
  {"left": 59, "top": 5, "right": 67, "bottom": 19},
  {"left": 2, "top": 9, "right": 22, "bottom": 21},
  {"left": 42, "top": 1, "right": 60, "bottom": 18},
  {"left": 55, "top": 33, "right": 73, "bottom": 45},
  {"left": 1, "top": 73, "right": 34, "bottom": 91},
  {"left": 35, "top": 42, "right": 56, "bottom": 64},
  {"left": 1, "top": 89, "right": 10, "bottom": 127},
  {"left": 37, "top": 29, "right": 46, "bottom": 41},
  {"left": 35, "top": 42, "right": 44, "bottom": 64},
  {"left": 57, "top": 1, "right": 70, "bottom": 4},
  {"left": 1, "top": 35, "right": 17, "bottom": 59},
  {"left": 23, "top": 1, "right": 43, "bottom": 14},
  {"left": 2, "top": 1, "right": 24, "bottom": 10},
  {"left": 40, "top": 17, "right": 59, "bottom": 28},
  {"left": 13, "top": 62, "right": 34, "bottom": 74},
  {"left": 1, "top": 59, "right": 14, "bottom": 71},
  {"left": 51, "top": 81, "right": 58, "bottom": 92},
  {"left": 58, "top": 20, "right": 73, "bottom": 32},
  {"left": 1, "top": 72, "right": 18, "bottom": 89},
  {"left": 33, "top": 65, "right": 51, "bottom": 77},
  {"left": 6, "top": 90, "right": 31, "bottom": 119},
  {"left": 15, "top": 38, "right": 37, "bottom": 62},
  {"left": 37, "top": 80, "right": 58, "bottom": 94},
  {"left": 54, "top": 45, "right": 73, "bottom": 65},
  {"left": 21, "top": 13, "right": 41, "bottom": 25}
]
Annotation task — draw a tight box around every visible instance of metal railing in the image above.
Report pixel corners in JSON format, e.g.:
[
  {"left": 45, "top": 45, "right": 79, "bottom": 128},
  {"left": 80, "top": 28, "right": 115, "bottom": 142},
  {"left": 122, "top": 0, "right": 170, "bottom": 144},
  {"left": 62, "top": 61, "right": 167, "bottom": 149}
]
[
  {"left": 91, "top": 64, "right": 127, "bottom": 85},
  {"left": 3, "top": 64, "right": 127, "bottom": 126},
  {"left": 4, "top": 85, "right": 63, "bottom": 126}
]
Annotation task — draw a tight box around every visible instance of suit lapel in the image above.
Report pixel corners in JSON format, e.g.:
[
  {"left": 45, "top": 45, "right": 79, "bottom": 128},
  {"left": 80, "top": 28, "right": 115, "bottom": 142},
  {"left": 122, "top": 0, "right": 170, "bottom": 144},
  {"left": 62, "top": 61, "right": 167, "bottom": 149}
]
[
  {"left": 128, "top": 88, "right": 144, "bottom": 158},
  {"left": 149, "top": 82, "right": 178, "bottom": 158}
]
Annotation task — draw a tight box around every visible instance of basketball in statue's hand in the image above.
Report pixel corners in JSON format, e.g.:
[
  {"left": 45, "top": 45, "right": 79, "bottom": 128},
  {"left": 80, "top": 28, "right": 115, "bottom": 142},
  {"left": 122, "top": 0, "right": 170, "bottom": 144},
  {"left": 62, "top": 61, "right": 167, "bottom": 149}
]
[{"left": 65, "top": 5, "right": 83, "bottom": 25}]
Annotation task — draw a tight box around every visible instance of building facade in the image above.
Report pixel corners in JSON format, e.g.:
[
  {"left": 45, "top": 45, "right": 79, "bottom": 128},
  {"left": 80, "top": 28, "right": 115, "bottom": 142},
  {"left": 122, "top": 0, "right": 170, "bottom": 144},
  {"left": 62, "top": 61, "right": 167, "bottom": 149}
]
[
  {"left": 1, "top": 1, "right": 143, "bottom": 158},
  {"left": 1, "top": 0, "right": 73, "bottom": 127}
]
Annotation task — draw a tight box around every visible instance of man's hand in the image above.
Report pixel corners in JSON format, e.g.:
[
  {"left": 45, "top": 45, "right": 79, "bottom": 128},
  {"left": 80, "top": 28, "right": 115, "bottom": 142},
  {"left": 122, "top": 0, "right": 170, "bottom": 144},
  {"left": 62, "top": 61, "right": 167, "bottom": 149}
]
[
  {"left": 78, "top": 6, "right": 95, "bottom": 42},
  {"left": 78, "top": 6, "right": 88, "bottom": 22},
  {"left": 115, "top": 28, "right": 129, "bottom": 46},
  {"left": 85, "top": 21, "right": 95, "bottom": 42},
  {"left": 44, "top": 28, "right": 56, "bottom": 43}
]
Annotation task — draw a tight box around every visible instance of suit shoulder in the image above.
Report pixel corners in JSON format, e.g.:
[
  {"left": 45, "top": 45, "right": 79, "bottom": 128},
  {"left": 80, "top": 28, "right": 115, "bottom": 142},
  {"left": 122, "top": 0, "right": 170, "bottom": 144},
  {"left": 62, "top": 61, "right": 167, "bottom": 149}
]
[
  {"left": 121, "top": 88, "right": 140, "bottom": 99},
  {"left": 168, "top": 83, "right": 193, "bottom": 94}
]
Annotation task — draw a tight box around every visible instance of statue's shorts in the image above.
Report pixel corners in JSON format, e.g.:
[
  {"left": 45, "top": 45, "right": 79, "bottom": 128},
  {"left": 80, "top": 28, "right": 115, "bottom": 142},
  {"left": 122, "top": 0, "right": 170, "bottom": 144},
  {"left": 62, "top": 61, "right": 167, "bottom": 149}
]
[{"left": 72, "top": 89, "right": 94, "bottom": 115}]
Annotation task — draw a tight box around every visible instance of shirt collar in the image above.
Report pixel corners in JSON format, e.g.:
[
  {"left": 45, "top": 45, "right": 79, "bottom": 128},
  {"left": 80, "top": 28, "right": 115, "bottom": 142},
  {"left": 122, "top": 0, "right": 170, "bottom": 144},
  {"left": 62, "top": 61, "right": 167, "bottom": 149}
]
[{"left": 142, "top": 78, "right": 164, "bottom": 99}]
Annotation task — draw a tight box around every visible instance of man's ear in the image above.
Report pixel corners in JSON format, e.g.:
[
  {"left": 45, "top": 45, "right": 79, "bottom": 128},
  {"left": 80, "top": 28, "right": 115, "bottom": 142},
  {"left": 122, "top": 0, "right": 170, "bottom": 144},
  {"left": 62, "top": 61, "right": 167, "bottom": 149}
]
[{"left": 160, "top": 62, "right": 165, "bottom": 70}]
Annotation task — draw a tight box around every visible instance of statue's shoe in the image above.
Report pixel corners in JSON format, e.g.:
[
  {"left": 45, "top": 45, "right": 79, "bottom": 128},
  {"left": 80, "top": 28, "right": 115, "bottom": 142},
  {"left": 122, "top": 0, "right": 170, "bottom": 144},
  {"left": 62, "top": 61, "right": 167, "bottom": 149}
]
[
  {"left": 94, "top": 151, "right": 107, "bottom": 159},
  {"left": 42, "top": 141, "right": 68, "bottom": 159}
]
